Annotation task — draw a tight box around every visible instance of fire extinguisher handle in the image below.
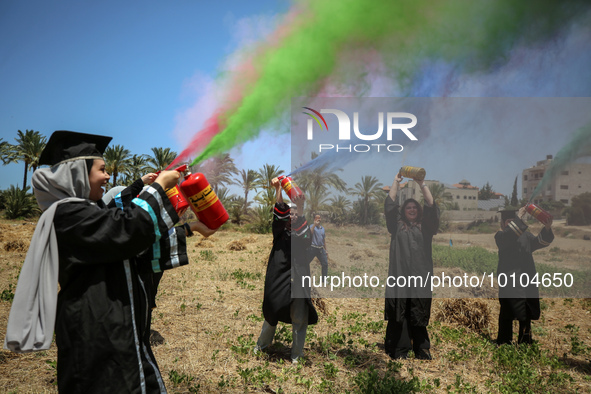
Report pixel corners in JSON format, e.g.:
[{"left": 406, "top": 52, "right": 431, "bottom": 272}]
[{"left": 173, "top": 164, "right": 188, "bottom": 173}]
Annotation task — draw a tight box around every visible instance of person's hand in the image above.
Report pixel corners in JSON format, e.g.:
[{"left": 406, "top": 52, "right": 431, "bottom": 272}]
[
  {"left": 292, "top": 193, "right": 305, "bottom": 211},
  {"left": 395, "top": 173, "right": 403, "bottom": 183},
  {"left": 141, "top": 173, "right": 158, "bottom": 185},
  {"left": 543, "top": 216, "right": 553, "bottom": 230},
  {"left": 314, "top": 218, "right": 321, "bottom": 226},
  {"left": 190, "top": 221, "right": 217, "bottom": 237},
  {"left": 271, "top": 177, "right": 281, "bottom": 188},
  {"left": 518, "top": 206, "right": 527, "bottom": 220},
  {"left": 154, "top": 170, "right": 180, "bottom": 190}
]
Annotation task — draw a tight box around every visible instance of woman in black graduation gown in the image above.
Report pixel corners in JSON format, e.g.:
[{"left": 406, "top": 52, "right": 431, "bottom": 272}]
[
  {"left": 5, "top": 130, "right": 214, "bottom": 393},
  {"left": 384, "top": 171, "right": 439, "bottom": 360},
  {"left": 495, "top": 207, "right": 554, "bottom": 345},
  {"left": 255, "top": 177, "right": 318, "bottom": 363}
]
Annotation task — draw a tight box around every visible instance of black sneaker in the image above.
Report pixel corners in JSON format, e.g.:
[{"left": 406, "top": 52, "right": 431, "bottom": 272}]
[{"left": 415, "top": 349, "right": 432, "bottom": 360}]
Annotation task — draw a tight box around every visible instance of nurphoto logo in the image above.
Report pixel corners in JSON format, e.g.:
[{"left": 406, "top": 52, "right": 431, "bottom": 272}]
[{"left": 303, "top": 107, "right": 418, "bottom": 153}]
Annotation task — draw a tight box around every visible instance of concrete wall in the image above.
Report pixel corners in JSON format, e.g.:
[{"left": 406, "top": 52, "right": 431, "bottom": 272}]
[{"left": 444, "top": 210, "right": 500, "bottom": 222}]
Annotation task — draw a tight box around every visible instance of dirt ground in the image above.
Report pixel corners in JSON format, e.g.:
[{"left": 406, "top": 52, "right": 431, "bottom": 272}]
[{"left": 1, "top": 217, "right": 590, "bottom": 393}]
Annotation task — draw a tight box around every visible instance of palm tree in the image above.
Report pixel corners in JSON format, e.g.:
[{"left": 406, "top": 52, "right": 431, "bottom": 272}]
[
  {"left": 254, "top": 164, "right": 283, "bottom": 208},
  {"left": 2, "top": 185, "right": 40, "bottom": 219},
  {"left": 3, "top": 130, "right": 47, "bottom": 189},
  {"left": 256, "top": 164, "right": 283, "bottom": 190},
  {"left": 104, "top": 145, "right": 131, "bottom": 186},
  {"left": 215, "top": 186, "right": 235, "bottom": 211},
  {"left": 193, "top": 153, "right": 238, "bottom": 192},
  {"left": 327, "top": 195, "right": 352, "bottom": 225},
  {"left": 228, "top": 196, "right": 247, "bottom": 225},
  {"left": 350, "top": 175, "right": 384, "bottom": 225},
  {"left": 124, "top": 154, "right": 152, "bottom": 182},
  {"left": 305, "top": 186, "right": 330, "bottom": 217},
  {"left": 296, "top": 160, "right": 347, "bottom": 216},
  {"left": 146, "top": 147, "right": 178, "bottom": 172},
  {"left": 0, "top": 138, "right": 10, "bottom": 164},
  {"left": 424, "top": 182, "right": 453, "bottom": 210},
  {"left": 297, "top": 164, "right": 347, "bottom": 194},
  {"left": 236, "top": 169, "right": 259, "bottom": 215}
]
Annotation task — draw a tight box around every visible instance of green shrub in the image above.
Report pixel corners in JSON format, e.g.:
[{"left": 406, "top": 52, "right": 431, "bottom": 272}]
[
  {"left": 2, "top": 185, "right": 39, "bottom": 219},
  {"left": 353, "top": 361, "right": 417, "bottom": 393},
  {"left": 247, "top": 205, "right": 273, "bottom": 234}
]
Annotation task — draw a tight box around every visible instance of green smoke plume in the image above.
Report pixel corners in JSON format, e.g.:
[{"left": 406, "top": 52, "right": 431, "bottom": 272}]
[
  {"left": 530, "top": 122, "right": 591, "bottom": 200},
  {"left": 192, "top": 0, "right": 589, "bottom": 166}
]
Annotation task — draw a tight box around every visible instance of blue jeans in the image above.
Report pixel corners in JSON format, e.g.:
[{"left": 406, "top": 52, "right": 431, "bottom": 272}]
[{"left": 310, "top": 247, "right": 328, "bottom": 278}]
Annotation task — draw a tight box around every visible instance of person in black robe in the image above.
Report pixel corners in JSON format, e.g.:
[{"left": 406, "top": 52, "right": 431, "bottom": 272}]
[
  {"left": 4, "top": 130, "right": 215, "bottom": 393},
  {"left": 384, "top": 172, "right": 439, "bottom": 360},
  {"left": 254, "top": 177, "right": 318, "bottom": 363},
  {"left": 495, "top": 207, "right": 553, "bottom": 345},
  {"left": 104, "top": 172, "right": 216, "bottom": 346}
]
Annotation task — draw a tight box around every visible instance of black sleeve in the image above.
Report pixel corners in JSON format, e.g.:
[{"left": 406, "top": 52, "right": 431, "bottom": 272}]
[
  {"left": 106, "top": 178, "right": 145, "bottom": 209},
  {"left": 530, "top": 226, "right": 554, "bottom": 252},
  {"left": 495, "top": 217, "right": 528, "bottom": 250},
  {"left": 55, "top": 184, "right": 181, "bottom": 269},
  {"left": 272, "top": 202, "right": 290, "bottom": 240},
  {"left": 384, "top": 195, "right": 400, "bottom": 235},
  {"left": 422, "top": 203, "right": 440, "bottom": 235}
]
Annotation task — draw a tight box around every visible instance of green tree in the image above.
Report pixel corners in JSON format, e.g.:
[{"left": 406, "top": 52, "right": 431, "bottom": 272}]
[
  {"left": 0, "top": 138, "right": 9, "bottom": 162},
  {"left": 104, "top": 145, "right": 131, "bottom": 186},
  {"left": 478, "top": 182, "right": 495, "bottom": 200},
  {"left": 3, "top": 130, "right": 47, "bottom": 189},
  {"left": 125, "top": 154, "right": 152, "bottom": 182},
  {"left": 296, "top": 160, "right": 347, "bottom": 216},
  {"left": 2, "top": 186, "right": 39, "bottom": 219},
  {"left": 236, "top": 169, "right": 259, "bottom": 215},
  {"left": 215, "top": 186, "right": 234, "bottom": 211},
  {"left": 193, "top": 153, "right": 238, "bottom": 192},
  {"left": 350, "top": 176, "right": 384, "bottom": 225},
  {"left": 228, "top": 196, "right": 247, "bottom": 225},
  {"left": 255, "top": 164, "right": 283, "bottom": 208},
  {"left": 248, "top": 205, "right": 273, "bottom": 234},
  {"left": 564, "top": 192, "right": 591, "bottom": 225},
  {"left": 256, "top": 164, "right": 283, "bottom": 190},
  {"left": 326, "top": 195, "right": 351, "bottom": 226},
  {"left": 511, "top": 176, "right": 519, "bottom": 207},
  {"left": 421, "top": 182, "right": 453, "bottom": 210},
  {"left": 146, "top": 147, "right": 178, "bottom": 172}
]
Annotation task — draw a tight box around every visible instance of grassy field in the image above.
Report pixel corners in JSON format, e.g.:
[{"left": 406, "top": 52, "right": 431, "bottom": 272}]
[{"left": 1, "top": 218, "right": 591, "bottom": 393}]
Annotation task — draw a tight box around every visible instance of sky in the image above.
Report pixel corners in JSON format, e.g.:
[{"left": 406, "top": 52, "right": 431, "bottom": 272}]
[
  {"left": 1, "top": 0, "right": 591, "bottom": 199},
  {"left": 0, "top": 1, "right": 291, "bottom": 189}
]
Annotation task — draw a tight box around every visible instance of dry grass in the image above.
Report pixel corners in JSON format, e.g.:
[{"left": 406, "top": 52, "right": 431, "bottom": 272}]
[
  {"left": 1, "top": 218, "right": 591, "bottom": 393},
  {"left": 434, "top": 299, "right": 491, "bottom": 333}
]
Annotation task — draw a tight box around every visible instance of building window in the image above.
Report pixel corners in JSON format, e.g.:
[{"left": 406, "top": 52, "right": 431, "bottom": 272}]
[
  {"left": 456, "top": 196, "right": 460, "bottom": 199},
  {"left": 560, "top": 185, "right": 568, "bottom": 190},
  {"left": 534, "top": 173, "right": 539, "bottom": 179},
  {"left": 561, "top": 171, "right": 569, "bottom": 176},
  {"left": 524, "top": 188, "right": 527, "bottom": 194},
  {"left": 463, "top": 196, "right": 467, "bottom": 199},
  {"left": 561, "top": 199, "right": 569, "bottom": 204},
  {"left": 524, "top": 175, "right": 528, "bottom": 181}
]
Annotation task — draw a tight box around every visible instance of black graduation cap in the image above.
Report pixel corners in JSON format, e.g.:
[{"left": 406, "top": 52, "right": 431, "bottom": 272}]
[
  {"left": 499, "top": 209, "right": 517, "bottom": 222},
  {"left": 39, "top": 130, "right": 112, "bottom": 166}
]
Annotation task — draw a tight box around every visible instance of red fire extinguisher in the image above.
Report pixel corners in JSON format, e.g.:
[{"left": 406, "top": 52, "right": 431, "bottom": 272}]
[
  {"left": 157, "top": 164, "right": 190, "bottom": 216},
  {"left": 278, "top": 175, "right": 304, "bottom": 201},
  {"left": 525, "top": 202, "right": 553, "bottom": 224},
  {"left": 179, "top": 170, "right": 229, "bottom": 229}
]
